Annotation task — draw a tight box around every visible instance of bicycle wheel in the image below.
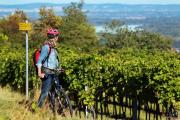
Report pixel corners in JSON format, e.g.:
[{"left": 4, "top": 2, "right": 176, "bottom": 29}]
[
  {"left": 46, "top": 92, "right": 56, "bottom": 114},
  {"left": 55, "top": 88, "right": 73, "bottom": 117}
]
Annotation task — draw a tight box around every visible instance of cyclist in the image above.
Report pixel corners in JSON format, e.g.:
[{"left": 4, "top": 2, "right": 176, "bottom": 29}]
[{"left": 36, "top": 28, "right": 61, "bottom": 108}]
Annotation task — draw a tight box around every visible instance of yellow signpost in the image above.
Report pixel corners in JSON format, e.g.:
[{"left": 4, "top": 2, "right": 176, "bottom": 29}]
[
  {"left": 19, "top": 21, "right": 32, "bottom": 100},
  {"left": 19, "top": 22, "right": 32, "bottom": 31}
]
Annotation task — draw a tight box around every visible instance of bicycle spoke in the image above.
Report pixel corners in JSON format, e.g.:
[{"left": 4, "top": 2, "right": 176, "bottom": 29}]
[{"left": 55, "top": 89, "right": 73, "bottom": 117}]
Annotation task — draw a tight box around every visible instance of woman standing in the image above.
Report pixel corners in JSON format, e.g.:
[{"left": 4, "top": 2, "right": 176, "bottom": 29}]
[{"left": 36, "top": 28, "right": 60, "bottom": 108}]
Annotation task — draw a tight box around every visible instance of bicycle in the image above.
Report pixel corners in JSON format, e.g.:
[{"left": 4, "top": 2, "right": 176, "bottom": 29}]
[{"left": 46, "top": 68, "right": 73, "bottom": 117}]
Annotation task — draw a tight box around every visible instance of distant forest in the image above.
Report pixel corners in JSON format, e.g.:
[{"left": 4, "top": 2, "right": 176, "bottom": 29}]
[
  {"left": 0, "top": 3, "right": 180, "bottom": 47},
  {"left": 126, "top": 17, "right": 180, "bottom": 48}
]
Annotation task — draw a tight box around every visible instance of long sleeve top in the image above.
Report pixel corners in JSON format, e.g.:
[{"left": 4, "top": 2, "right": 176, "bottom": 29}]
[{"left": 36, "top": 44, "right": 59, "bottom": 69}]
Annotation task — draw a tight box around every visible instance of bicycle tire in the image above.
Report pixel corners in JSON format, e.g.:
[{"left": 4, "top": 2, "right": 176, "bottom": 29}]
[
  {"left": 55, "top": 88, "right": 73, "bottom": 117},
  {"left": 47, "top": 91, "right": 56, "bottom": 114}
]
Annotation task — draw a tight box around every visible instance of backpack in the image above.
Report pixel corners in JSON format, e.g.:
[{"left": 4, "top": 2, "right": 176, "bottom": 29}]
[{"left": 33, "top": 44, "right": 51, "bottom": 75}]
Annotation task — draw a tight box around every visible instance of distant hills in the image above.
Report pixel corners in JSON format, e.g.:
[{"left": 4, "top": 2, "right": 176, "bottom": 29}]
[
  {"left": 0, "top": 3, "right": 180, "bottom": 48},
  {"left": 0, "top": 3, "right": 66, "bottom": 9},
  {"left": 1, "top": 3, "right": 180, "bottom": 10},
  {"left": 0, "top": 3, "right": 180, "bottom": 23}
]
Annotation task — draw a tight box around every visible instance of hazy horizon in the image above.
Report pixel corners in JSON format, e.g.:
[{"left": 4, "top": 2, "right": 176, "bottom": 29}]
[{"left": 0, "top": 0, "right": 180, "bottom": 5}]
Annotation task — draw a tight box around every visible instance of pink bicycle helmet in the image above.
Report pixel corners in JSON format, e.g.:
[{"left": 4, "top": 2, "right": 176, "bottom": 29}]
[{"left": 47, "top": 28, "right": 60, "bottom": 38}]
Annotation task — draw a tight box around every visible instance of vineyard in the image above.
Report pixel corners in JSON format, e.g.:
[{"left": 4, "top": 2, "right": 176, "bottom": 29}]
[
  {"left": 0, "top": 46, "right": 179, "bottom": 119},
  {"left": 0, "top": 2, "right": 180, "bottom": 119}
]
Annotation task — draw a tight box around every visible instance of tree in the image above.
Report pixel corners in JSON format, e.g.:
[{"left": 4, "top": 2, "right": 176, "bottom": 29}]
[
  {"left": 101, "top": 20, "right": 173, "bottom": 50},
  {"left": 59, "top": 1, "right": 98, "bottom": 50},
  {"left": 136, "top": 31, "right": 173, "bottom": 50},
  {"left": 34, "top": 7, "right": 62, "bottom": 33},
  {"left": 104, "top": 20, "right": 126, "bottom": 48},
  {"left": 31, "top": 7, "right": 62, "bottom": 47},
  {"left": 0, "top": 10, "right": 27, "bottom": 34},
  {"left": 0, "top": 10, "right": 28, "bottom": 47}
]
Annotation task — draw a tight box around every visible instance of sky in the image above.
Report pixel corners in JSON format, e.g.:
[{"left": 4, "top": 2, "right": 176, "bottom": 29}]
[{"left": 0, "top": 0, "right": 180, "bottom": 5}]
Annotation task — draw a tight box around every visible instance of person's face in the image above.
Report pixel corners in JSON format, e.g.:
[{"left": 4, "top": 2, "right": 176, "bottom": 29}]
[{"left": 54, "top": 36, "right": 59, "bottom": 42}]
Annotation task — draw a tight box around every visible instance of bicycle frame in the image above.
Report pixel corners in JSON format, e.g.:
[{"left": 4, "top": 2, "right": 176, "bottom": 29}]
[{"left": 47, "top": 75, "right": 73, "bottom": 116}]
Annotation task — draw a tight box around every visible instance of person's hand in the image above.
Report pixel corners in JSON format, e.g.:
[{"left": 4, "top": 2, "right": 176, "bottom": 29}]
[
  {"left": 60, "top": 68, "right": 65, "bottom": 73},
  {"left": 38, "top": 73, "right": 45, "bottom": 78},
  {"left": 37, "top": 67, "right": 45, "bottom": 78},
  {"left": 57, "top": 68, "right": 65, "bottom": 73}
]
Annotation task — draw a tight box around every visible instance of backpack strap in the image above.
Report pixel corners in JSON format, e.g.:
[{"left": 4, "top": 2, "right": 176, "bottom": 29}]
[{"left": 42, "top": 44, "right": 52, "bottom": 66}]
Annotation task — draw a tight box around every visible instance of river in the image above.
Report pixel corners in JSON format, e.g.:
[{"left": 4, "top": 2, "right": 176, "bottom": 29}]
[{"left": 95, "top": 24, "right": 142, "bottom": 33}]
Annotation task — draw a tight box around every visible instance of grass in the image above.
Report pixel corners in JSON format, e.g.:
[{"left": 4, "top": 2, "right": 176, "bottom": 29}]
[
  {"left": 0, "top": 87, "right": 179, "bottom": 120},
  {"left": 0, "top": 86, "right": 87, "bottom": 120},
  {"left": 0, "top": 86, "right": 113, "bottom": 120}
]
